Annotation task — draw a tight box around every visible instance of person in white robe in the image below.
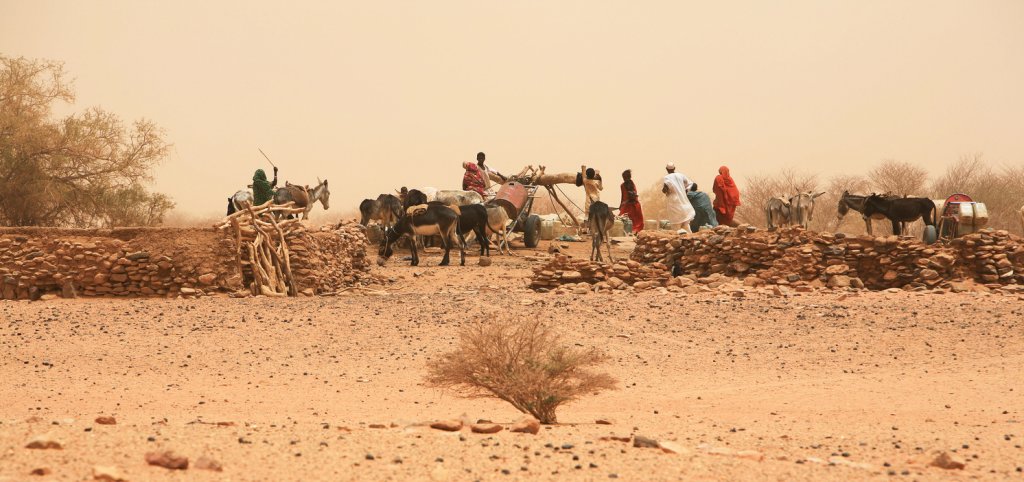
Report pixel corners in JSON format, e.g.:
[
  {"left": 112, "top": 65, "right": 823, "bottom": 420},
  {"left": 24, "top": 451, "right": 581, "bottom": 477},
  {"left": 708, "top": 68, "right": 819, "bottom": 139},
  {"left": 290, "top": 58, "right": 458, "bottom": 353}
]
[{"left": 662, "top": 163, "right": 696, "bottom": 233}]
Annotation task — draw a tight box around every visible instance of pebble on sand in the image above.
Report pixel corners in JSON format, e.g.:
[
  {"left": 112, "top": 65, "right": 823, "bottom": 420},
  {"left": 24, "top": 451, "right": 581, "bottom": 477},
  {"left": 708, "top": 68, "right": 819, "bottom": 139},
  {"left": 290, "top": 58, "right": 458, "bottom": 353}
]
[
  {"left": 633, "top": 436, "right": 659, "bottom": 449},
  {"left": 429, "top": 420, "right": 464, "bottom": 432},
  {"left": 931, "top": 451, "right": 966, "bottom": 470},
  {"left": 25, "top": 436, "right": 62, "bottom": 450},
  {"left": 470, "top": 423, "right": 503, "bottom": 434},
  {"left": 509, "top": 418, "right": 540, "bottom": 435},
  {"left": 95, "top": 416, "right": 117, "bottom": 425},
  {"left": 92, "top": 465, "right": 127, "bottom": 482},
  {"left": 195, "top": 456, "right": 223, "bottom": 472},
  {"left": 145, "top": 451, "right": 189, "bottom": 470}
]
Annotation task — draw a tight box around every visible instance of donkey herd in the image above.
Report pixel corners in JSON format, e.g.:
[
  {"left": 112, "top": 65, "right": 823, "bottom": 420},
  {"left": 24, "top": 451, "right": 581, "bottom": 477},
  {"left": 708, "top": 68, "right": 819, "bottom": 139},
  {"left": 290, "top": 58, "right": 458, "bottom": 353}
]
[
  {"left": 221, "top": 178, "right": 1023, "bottom": 266},
  {"left": 767, "top": 190, "right": 940, "bottom": 237}
]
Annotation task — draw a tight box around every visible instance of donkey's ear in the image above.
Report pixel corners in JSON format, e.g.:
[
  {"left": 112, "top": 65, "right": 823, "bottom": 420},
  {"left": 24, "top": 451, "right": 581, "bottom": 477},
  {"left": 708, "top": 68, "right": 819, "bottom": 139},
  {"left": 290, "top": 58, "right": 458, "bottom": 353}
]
[
  {"left": 324, "top": 179, "right": 328, "bottom": 186},
  {"left": 813, "top": 191, "right": 825, "bottom": 199}
]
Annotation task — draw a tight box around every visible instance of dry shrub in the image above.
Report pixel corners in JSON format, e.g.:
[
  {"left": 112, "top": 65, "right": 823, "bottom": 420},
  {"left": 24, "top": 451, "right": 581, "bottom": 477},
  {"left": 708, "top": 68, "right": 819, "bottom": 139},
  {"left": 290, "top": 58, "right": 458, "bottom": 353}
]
[
  {"left": 868, "top": 159, "right": 928, "bottom": 196},
  {"left": 425, "top": 319, "right": 617, "bottom": 424},
  {"left": 734, "top": 169, "right": 819, "bottom": 227}
]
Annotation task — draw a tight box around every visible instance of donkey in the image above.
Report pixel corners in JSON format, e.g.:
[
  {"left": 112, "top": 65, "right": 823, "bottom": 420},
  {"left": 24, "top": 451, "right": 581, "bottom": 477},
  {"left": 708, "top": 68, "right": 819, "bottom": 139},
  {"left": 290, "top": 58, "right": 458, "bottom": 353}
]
[
  {"left": 789, "top": 191, "right": 825, "bottom": 229},
  {"left": 380, "top": 203, "right": 465, "bottom": 266},
  {"left": 764, "top": 197, "right": 791, "bottom": 231},
  {"left": 837, "top": 191, "right": 903, "bottom": 234},
  {"left": 360, "top": 194, "right": 402, "bottom": 228},
  {"left": 861, "top": 194, "right": 937, "bottom": 236},
  {"left": 402, "top": 189, "right": 430, "bottom": 211},
  {"left": 436, "top": 190, "right": 485, "bottom": 206},
  {"left": 589, "top": 201, "right": 615, "bottom": 262},
  {"left": 226, "top": 190, "right": 254, "bottom": 216},
  {"left": 484, "top": 203, "right": 512, "bottom": 255},
  {"left": 452, "top": 203, "right": 492, "bottom": 256},
  {"left": 273, "top": 178, "right": 330, "bottom": 219}
]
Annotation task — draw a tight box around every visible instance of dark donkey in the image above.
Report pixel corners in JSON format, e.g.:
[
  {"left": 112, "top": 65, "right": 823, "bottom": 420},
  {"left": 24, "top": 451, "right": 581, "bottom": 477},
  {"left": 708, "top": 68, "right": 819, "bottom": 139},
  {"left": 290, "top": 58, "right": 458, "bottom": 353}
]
[
  {"left": 861, "top": 194, "right": 937, "bottom": 236},
  {"left": 380, "top": 203, "right": 466, "bottom": 266},
  {"left": 837, "top": 191, "right": 899, "bottom": 234},
  {"left": 588, "top": 201, "right": 615, "bottom": 262}
]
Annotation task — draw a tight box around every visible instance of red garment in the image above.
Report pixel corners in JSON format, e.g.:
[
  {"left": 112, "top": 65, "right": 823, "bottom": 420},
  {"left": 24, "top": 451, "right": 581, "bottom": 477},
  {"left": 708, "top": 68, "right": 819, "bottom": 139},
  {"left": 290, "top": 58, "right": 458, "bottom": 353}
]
[
  {"left": 713, "top": 165, "right": 741, "bottom": 224},
  {"left": 619, "top": 181, "right": 644, "bottom": 234},
  {"left": 462, "top": 162, "right": 486, "bottom": 196}
]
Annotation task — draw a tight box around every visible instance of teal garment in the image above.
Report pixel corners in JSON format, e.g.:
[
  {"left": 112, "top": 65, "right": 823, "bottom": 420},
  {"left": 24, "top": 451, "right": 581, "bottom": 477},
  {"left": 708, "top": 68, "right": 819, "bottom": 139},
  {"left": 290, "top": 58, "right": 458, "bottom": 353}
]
[
  {"left": 687, "top": 190, "right": 718, "bottom": 232},
  {"left": 252, "top": 169, "right": 275, "bottom": 205}
]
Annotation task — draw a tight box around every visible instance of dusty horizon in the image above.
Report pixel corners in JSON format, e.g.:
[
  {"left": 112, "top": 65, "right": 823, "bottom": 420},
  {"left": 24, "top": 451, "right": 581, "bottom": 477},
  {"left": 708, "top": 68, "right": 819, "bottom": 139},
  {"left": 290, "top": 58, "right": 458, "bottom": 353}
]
[{"left": 3, "top": 1, "right": 1023, "bottom": 220}]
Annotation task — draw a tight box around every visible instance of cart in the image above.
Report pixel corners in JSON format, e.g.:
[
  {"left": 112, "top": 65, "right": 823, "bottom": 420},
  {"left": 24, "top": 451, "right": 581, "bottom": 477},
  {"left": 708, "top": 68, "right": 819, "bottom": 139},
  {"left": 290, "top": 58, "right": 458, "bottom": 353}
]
[
  {"left": 489, "top": 181, "right": 543, "bottom": 249},
  {"left": 935, "top": 193, "right": 988, "bottom": 243}
]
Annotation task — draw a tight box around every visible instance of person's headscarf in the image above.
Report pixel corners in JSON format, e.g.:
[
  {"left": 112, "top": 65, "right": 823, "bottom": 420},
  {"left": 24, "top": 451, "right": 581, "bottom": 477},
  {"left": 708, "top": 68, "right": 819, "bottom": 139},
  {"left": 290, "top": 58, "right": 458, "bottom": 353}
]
[
  {"left": 252, "top": 169, "right": 275, "bottom": 205},
  {"left": 713, "top": 166, "right": 741, "bottom": 207},
  {"left": 462, "top": 162, "right": 486, "bottom": 196}
]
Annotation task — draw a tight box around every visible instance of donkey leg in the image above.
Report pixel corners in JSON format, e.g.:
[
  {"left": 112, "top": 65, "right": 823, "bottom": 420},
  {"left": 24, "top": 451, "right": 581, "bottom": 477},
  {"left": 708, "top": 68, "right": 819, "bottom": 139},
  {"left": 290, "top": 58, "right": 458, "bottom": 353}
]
[
  {"left": 602, "top": 231, "right": 610, "bottom": 264},
  {"left": 439, "top": 234, "right": 451, "bottom": 266},
  {"left": 455, "top": 230, "right": 466, "bottom": 266}
]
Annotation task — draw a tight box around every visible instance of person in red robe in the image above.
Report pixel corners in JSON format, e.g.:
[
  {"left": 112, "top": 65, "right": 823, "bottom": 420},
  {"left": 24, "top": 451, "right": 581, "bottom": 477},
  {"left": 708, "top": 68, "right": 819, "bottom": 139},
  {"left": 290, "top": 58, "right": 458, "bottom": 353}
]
[
  {"left": 619, "top": 169, "right": 644, "bottom": 234},
  {"left": 462, "top": 162, "right": 487, "bottom": 197},
  {"left": 712, "top": 165, "right": 741, "bottom": 227}
]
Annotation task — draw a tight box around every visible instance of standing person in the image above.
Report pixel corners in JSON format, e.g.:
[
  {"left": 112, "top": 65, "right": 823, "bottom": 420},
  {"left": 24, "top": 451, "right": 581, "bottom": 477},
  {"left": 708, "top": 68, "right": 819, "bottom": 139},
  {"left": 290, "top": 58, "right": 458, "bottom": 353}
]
[
  {"left": 687, "top": 183, "right": 718, "bottom": 232},
  {"left": 713, "top": 165, "right": 741, "bottom": 227},
  {"left": 619, "top": 169, "right": 644, "bottom": 235},
  {"left": 462, "top": 162, "right": 487, "bottom": 197},
  {"left": 476, "top": 152, "right": 506, "bottom": 193},
  {"left": 581, "top": 165, "right": 603, "bottom": 215},
  {"left": 662, "top": 163, "right": 696, "bottom": 233},
  {"left": 252, "top": 167, "right": 278, "bottom": 205}
]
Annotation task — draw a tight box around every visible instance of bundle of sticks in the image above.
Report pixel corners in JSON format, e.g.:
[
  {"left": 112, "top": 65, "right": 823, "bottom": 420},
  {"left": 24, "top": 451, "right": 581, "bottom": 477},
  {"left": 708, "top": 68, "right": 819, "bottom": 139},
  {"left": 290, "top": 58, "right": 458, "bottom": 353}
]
[{"left": 216, "top": 201, "right": 306, "bottom": 297}]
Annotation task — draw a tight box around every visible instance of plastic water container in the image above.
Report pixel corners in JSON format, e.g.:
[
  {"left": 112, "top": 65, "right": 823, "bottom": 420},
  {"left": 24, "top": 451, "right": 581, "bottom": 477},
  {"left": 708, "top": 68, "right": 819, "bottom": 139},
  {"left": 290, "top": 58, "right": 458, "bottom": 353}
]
[
  {"left": 540, "top": 220, "right": 556, "bottom": 240},
  {"left": 972, "top": 203, "right": 989, "bottom": 225}
]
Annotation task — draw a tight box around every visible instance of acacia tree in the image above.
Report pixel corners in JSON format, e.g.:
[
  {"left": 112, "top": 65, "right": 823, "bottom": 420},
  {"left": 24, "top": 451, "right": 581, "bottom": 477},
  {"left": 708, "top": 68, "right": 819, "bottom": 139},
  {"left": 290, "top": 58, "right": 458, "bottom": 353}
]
[{"left": 0, "top": 55, "right": 173, "bottom": 227}]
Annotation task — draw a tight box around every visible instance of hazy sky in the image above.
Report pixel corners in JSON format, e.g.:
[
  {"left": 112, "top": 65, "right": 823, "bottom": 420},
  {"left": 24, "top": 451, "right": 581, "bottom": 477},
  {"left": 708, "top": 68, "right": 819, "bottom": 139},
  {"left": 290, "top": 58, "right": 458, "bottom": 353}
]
[{"left": 4, "top": 1, "right": 1023, "bottom": 218}]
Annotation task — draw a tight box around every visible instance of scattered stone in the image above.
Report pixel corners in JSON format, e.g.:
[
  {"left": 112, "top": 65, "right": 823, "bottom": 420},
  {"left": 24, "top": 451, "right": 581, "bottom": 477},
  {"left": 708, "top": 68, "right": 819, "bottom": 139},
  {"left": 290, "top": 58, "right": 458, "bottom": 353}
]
[
  {"left": 509, "top": 418, "right": 540, "bottom": 435},
  {"left": 595, "top": 419, "right": 613, "bottom": 425},
  {"left": 931, "top": 451, "right": 966, "bottom": 470},
  {"left": 429, "top": 420, "right": 463, "bottom": 432},
  {"left": 194, "top": 456, "right": 223, "bottom": 472},
  {"left": 145, "top": 451, "right": 189, "bottom": 470},
  {"left": 633, "top": 436, "right": 659, "bottom": 449},
  {"left": 93, "top": 465, "right": 127, "bottom": 481},
  {"left": 25, "top": 435, "right": 62, "bottom": 450},
  {"left": 478, "top": 257, "right": 493, "bottom": 267},
  {"left": 471, "top": 423, "right": 503, "bottom": 434},
  {"left": 95, "top": 416, "right": 117, "bottom": 425},
  {"left": 30, "top": 468, "right": 51, "bottom": 476}
]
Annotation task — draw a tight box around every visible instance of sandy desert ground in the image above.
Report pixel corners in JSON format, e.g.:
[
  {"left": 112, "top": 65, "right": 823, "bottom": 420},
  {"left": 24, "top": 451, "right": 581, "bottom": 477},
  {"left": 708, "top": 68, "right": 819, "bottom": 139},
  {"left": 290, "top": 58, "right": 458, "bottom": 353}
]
[{"left": 1, "top": 240, "right": 1022, "bottom": 481}]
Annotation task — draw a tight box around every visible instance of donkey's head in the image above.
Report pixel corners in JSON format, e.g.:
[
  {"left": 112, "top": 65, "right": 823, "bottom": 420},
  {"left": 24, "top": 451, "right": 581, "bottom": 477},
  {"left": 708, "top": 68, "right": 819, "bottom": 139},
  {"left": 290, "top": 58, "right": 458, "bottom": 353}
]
[{"left": 314, "top": 178, "right": 330, "bottom": 210}]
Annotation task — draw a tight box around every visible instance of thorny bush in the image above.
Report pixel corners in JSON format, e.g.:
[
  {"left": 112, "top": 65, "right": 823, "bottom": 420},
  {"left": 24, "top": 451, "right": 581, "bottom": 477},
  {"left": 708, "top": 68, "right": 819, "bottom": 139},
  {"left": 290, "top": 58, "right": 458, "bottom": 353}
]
[{"left": 426, "top": 319, "right": 617, "bottom": 424}]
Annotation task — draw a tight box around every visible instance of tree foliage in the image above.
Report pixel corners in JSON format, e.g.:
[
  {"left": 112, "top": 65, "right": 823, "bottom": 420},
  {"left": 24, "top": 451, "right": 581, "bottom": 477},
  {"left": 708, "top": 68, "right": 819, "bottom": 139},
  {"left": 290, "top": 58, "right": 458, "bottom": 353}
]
[{"left": 0, "top": 54, "right": 173, "bottom": 227}]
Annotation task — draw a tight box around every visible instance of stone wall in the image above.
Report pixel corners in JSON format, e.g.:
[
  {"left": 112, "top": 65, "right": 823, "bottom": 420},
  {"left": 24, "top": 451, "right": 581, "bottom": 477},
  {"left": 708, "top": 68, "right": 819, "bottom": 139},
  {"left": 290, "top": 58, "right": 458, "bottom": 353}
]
[
  {"left": 629, "top": 226, "right": 1023, "bottom": 291},
  {"left": 0, "top": 223, "right": 374, "bottom": 300},
  {"left": 0, "top": 227, "right": 240, "bottom": 300}
]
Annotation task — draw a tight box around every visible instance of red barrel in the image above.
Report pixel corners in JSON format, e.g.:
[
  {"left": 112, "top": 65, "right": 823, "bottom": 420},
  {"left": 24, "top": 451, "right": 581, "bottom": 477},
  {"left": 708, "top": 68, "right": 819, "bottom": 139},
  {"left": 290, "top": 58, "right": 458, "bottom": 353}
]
[{"left": 492, "top": 182, "right": 528, "bottom": 219}]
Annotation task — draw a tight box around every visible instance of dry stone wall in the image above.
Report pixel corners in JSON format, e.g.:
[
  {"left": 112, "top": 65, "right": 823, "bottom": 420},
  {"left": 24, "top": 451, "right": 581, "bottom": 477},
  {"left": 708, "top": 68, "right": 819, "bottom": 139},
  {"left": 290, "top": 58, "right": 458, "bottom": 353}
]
[
  {"left": 0, "top": 223, "right": 374, "bottom": 300},
  {"left": 630, "top": 226, "right": 1023, "bottom": 291},
  {"left": 529, "top": 226, "right": 1024, "bottom": 293}
]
